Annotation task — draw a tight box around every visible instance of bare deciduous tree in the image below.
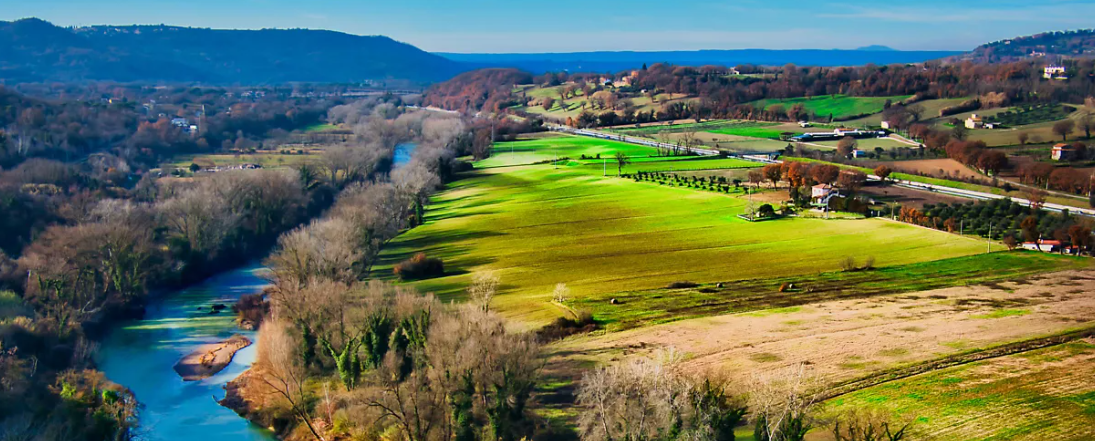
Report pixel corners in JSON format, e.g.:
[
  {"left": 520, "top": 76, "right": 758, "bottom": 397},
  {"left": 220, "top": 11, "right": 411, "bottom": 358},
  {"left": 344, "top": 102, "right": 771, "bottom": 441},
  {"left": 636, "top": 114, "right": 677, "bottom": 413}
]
[
  {"left": 748, "top": 363, "right": 821, "bottom": 441},
  {"left": 257, "top": 317, "right": 326, "bottom": 440},
  {"left": 552, "top": 283, "right": 570, "bottom": 303},
  {"left": 467, "top": 271, "right": 500, "bottom": 311},
  {"left": 159, "top": 183, "right": 239, "bottom": 257}
]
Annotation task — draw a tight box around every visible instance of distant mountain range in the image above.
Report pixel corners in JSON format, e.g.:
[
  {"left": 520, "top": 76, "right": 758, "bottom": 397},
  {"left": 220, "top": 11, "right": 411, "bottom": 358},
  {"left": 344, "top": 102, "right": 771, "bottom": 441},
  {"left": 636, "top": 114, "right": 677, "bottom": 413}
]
[
  {"left": 0, "top": 18, "right": 463, "bottom": 84},
  {"left": 437, "top": 48, "right": 962, "bottom": 74}
]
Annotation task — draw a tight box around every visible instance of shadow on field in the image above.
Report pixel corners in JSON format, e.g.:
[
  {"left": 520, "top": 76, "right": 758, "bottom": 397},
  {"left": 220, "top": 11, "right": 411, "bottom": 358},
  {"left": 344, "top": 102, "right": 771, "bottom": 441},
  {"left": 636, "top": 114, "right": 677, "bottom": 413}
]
[
  {"left": 381, "top": 230, "right": 504, "bottom": 267},
  {"left": 427, "top": 210, "right": 497, "bottom": 223}
]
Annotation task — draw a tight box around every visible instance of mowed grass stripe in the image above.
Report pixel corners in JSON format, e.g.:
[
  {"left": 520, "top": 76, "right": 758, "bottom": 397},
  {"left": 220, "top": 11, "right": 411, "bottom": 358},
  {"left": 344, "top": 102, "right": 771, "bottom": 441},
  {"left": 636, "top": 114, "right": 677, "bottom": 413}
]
[
  {"left": 478, "top": 135, "right": 660, "bottom": 168},
  {"left": 376, "top": 164, "right": 995, "bottom": 327}
]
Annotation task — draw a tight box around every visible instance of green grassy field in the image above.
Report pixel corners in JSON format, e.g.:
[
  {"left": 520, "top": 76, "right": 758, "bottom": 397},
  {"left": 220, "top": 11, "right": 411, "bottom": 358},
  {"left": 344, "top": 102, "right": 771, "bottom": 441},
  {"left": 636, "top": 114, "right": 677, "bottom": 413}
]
[
  {"left": 376, "top": 162, "right": 994, "bottom": 326},
  {"left": 707, "top": 124, "right": 793, "bottom": 140},
  {"left": 751, "top": 95, "right": 913, "bottom": 121},
  {"left": 826, "top": 341, "right": 1095, "bottom": 440},
  {"left": 302, "top": 123, "right": 341, "bottom": 133},
  {"left": 479, "top": 135, "right": 662, "bottom": 168},
  {"left": 609, "top": 120, "right": 752, "bottom": 136},
  {"left": 170, "top": 151, "right": 321, "bottom": 169},
  {"left": 574, "top": 252, "right": 1067, "bottom": 330},
  {"left": 845, "top": 97, "right": 971, "bottom": 126}
]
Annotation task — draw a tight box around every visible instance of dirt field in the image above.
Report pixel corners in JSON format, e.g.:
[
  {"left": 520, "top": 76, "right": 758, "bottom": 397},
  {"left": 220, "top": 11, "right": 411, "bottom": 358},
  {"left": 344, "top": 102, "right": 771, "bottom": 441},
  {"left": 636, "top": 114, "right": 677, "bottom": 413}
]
[
  {"left": 880, "top": 158, "right": 984, "bottom": 181},
  {"left": 859, "top": 184, "right": 970, "bottom": 208},
  {"left": 552, "top": 269, "right": 1095, "bottom": 387}
]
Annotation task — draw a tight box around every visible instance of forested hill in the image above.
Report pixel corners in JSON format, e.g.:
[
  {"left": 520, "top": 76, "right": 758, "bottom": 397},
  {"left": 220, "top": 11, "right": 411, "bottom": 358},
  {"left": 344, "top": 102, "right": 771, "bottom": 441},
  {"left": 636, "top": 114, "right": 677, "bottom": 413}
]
[
  {"left": 0, "top": 18, "right": 465, "bottom": 84},
  {"left": 954, "top": 29, "right": 1095, "bottom": 63}
]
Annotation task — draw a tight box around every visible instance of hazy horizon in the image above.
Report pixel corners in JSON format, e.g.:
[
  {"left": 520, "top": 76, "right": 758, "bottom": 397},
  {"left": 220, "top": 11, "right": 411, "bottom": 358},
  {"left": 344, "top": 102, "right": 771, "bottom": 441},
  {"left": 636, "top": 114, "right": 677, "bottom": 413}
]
[{"left": 4, "top": 0, "right": 1093, "bottom": 53}]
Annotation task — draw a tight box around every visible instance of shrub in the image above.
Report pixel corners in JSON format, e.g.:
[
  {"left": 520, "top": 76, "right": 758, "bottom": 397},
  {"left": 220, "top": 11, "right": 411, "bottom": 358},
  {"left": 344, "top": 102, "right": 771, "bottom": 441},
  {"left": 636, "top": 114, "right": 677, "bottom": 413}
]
[
  {"left": 536, "top": 309, "right": 598, "bottom": 341},
  {"left": 393, "top": 253, "right": 445, "bottom": 281},
  {"left": 666, "top": 281, "right": 700, "bottom": 289},
  {"left": 840, "top": 256, "right": 857, "bottom": 272},
  {"left": 232, "top": 292, "right": 268, "bottom": 328}
]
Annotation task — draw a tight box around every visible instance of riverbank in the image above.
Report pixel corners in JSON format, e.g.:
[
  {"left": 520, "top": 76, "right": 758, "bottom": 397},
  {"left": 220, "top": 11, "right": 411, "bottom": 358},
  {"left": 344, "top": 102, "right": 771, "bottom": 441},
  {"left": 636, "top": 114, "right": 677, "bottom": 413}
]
[
  {"left": 175, "top": 334, "right": 253, "bottom": 381},
  {"left": 96, "top": 266, "right": 276, "bottom": 441}
]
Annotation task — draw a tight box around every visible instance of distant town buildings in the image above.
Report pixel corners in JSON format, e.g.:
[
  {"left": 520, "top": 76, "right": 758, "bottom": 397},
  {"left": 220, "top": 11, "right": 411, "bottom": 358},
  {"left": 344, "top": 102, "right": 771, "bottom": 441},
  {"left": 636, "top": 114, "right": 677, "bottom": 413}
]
[{"left": 1044, "top": 65, "right": 1067, "bottom": 80}]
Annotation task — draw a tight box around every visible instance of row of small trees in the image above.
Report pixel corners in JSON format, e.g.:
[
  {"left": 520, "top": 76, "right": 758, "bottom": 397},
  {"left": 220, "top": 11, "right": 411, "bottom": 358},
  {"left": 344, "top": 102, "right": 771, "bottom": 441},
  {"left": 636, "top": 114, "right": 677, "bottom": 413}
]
[{"left": 578, "top": 351, "right": 911, "bottom": 441}]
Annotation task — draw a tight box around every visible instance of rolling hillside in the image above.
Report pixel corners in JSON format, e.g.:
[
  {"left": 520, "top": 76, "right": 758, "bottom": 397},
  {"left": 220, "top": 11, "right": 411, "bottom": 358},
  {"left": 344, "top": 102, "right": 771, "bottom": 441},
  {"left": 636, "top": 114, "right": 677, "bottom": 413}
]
[{"left": 0, "top": 18, "right": 465, "bottom": 83}]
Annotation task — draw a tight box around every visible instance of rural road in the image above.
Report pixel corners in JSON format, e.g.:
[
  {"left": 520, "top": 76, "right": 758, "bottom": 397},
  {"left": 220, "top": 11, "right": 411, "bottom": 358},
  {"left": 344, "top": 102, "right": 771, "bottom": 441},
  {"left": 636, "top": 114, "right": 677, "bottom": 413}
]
[{"left": 874, "top": 175, "right": 1095, "bottom": 217}]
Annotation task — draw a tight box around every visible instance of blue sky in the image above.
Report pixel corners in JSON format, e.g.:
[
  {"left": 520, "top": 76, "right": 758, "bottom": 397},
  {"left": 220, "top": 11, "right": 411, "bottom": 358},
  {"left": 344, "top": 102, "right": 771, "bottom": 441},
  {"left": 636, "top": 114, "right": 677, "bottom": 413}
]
[{"left": 4, "top": 0, "right": 1092, "bottom": 52}]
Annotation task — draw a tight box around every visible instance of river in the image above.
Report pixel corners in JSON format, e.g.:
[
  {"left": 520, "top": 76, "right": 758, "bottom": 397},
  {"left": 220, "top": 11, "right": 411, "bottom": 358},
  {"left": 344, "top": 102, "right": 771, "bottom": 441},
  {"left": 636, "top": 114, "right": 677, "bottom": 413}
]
[
  {"left": 96, "top": 142, "right": 417, "bottom": 440},
  {"left": 96, "top": 266, "right": 275, "bottom": 440}
]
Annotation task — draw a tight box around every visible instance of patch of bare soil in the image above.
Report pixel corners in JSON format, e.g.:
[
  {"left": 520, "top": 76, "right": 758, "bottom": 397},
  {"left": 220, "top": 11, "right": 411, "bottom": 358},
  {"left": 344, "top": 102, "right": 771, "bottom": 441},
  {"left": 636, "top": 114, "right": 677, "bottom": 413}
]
[
  {"left": 552, "top": 270, "right": 1095, "bottom": 387},
  {"left": 859, "top": 184, "right": 970, "bottom": 208},
  {"left": 882, "top": 158, "right": 984, "bottom": 181}
]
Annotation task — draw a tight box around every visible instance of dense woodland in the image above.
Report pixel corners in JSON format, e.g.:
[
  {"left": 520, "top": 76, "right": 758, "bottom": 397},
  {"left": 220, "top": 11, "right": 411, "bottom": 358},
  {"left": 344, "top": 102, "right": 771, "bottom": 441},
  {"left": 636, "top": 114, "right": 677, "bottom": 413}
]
[{"left": 0, "top": 94, "right": 478, "bottom": 439}]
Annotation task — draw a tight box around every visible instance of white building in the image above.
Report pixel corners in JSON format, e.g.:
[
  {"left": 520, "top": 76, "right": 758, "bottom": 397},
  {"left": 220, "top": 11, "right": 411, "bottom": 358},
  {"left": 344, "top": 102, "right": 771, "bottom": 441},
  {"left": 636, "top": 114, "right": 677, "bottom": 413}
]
[
  {"left": 965, "top": 114, "right": 984, "bottom": 129},
  {"left": 1044, "top": 65, "right": 1067, "bottom": 80}
]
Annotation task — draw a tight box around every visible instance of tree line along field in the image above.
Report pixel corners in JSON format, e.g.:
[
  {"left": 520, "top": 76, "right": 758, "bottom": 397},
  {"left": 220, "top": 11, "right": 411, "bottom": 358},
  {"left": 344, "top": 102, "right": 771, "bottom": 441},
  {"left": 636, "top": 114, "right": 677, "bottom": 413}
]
[
  {"left": 375, "top": 134, "right": 1001, "bottom": 327},
  {"left": 750, "top": 94, "right": 913, "bottom": 121}
]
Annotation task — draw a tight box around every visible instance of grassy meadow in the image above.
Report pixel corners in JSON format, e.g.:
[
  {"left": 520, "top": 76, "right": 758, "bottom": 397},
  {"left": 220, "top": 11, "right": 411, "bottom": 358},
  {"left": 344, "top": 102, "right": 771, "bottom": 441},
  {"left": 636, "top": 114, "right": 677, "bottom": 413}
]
[
  {"left": 751, "top": 95, "right": 913, "bottom": 121},
  {"left": 477, "top": 135, "right": 660, "bottom": 168},
  {"left": 377, "top": 136, "right": 996, "bottom": 326},
  {"left": 707, "top": 123, "right": 795, "bottom": 140}
]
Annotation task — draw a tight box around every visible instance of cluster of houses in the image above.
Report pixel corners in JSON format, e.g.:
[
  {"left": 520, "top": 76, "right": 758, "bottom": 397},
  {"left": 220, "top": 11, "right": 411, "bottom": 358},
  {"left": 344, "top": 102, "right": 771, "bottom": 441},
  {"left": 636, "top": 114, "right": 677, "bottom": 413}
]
[
  {"left": 1021, "top": 239, "right": 1081, "bottom": 254},
  {"left": 195, "top": 163, "right": 263, "bottom": 173},
  {"left": 1044, "top": 65, "right": 1068, "bottom": 80},
  {"left": 171, "top": 117, "right": 200, "bottom": 135}
]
